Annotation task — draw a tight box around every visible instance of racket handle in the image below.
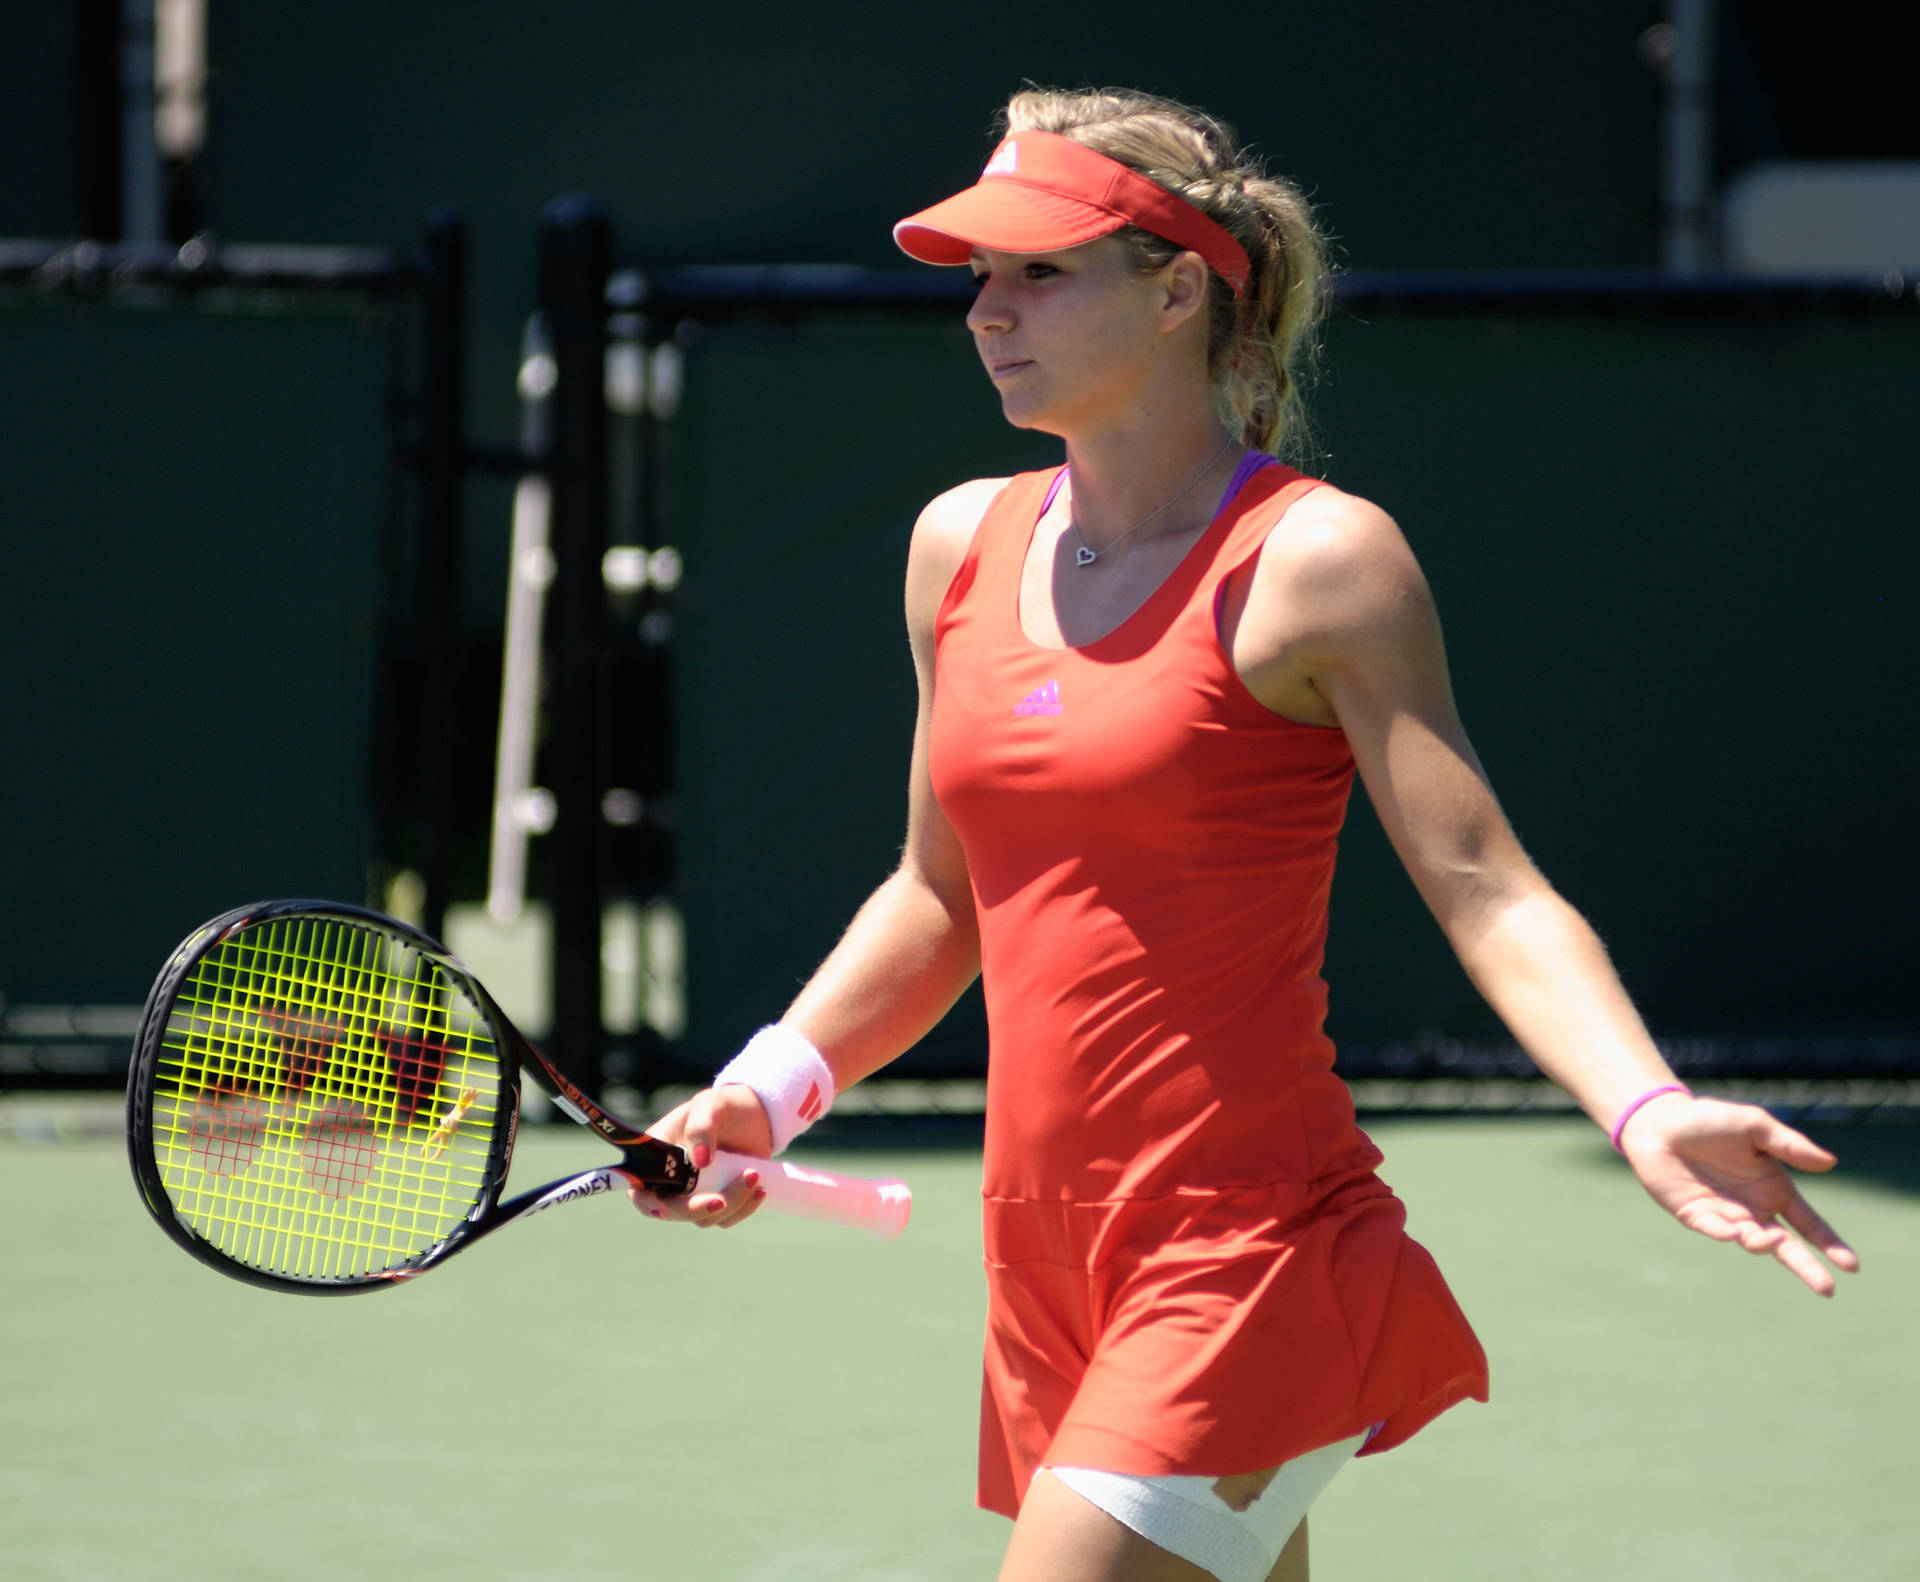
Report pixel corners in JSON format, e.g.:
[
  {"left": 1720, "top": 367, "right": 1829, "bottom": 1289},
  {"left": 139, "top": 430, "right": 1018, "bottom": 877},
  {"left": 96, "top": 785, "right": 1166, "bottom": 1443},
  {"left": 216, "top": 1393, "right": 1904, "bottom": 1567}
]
[{"left": 705, "top": 1149, "right": 912, "bottom": 1240}]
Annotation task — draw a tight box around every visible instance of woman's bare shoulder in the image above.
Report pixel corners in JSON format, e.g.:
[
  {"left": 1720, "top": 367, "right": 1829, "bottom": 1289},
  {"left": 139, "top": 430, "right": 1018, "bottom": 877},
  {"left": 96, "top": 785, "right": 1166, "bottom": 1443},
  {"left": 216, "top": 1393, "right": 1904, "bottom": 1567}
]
[
  {"left": 1226, "top": 481, "right": 1437, "bottom": 713},
  {"left": 1280, "top": 481, "right": 1411, "bottom": 560},
  {"left": 905, "top": 476, "right": 1012, "bottom": 630},
  {"left": 915, "top": 476, "right": 1013, "bottom": 553},
  {"left": 1263, "top": 481, "right": 1429, "bottom": 623}
]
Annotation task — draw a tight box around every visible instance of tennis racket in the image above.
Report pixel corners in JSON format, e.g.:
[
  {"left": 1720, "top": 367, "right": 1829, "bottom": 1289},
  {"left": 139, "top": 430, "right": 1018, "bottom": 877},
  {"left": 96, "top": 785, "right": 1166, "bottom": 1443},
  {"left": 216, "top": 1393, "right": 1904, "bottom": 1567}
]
[{"left": 126, "top": 899, "right": 910, "bottom": 1296}]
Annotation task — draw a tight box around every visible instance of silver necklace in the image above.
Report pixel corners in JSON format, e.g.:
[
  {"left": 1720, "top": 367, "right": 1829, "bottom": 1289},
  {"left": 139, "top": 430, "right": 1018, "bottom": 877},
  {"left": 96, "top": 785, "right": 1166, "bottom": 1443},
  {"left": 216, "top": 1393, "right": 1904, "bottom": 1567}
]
[{"left": 1066, "top": 436, "right": 1238, "bottom": 567}]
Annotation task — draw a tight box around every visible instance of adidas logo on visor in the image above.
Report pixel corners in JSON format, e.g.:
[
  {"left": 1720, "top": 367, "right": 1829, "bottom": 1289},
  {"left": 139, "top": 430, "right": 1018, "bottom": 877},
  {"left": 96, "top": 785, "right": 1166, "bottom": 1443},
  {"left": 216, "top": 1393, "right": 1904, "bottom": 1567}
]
[{"left": 982, "top": 140, "right": 1019, "bottom": 178}]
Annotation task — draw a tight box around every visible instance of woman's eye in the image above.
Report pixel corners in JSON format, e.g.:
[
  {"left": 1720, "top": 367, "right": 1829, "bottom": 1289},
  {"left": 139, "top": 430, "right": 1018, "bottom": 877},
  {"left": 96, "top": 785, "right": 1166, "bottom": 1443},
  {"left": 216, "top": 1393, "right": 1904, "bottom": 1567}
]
[{"left": 969, "top": 263, "right": 1056, "bottom": 289}]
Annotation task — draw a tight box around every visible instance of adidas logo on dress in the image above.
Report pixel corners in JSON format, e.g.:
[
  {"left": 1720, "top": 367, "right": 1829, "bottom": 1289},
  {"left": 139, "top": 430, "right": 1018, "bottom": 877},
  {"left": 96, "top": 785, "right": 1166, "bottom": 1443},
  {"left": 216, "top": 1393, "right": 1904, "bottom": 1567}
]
[{"left": 1014, "top": 679, "right": 1062, "bottom": 716}]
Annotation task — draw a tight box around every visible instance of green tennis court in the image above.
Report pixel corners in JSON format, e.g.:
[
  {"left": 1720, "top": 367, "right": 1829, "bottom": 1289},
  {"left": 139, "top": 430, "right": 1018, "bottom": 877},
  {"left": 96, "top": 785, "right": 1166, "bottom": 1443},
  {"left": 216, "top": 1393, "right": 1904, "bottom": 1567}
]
[{"left": 3, "top": 1113, "right": 1911, "bottom": 1580}]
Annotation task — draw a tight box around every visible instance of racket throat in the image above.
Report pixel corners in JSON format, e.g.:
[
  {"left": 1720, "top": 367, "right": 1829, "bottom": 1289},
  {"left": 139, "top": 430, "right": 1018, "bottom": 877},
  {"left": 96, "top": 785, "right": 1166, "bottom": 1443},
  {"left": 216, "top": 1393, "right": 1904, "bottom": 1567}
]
[{"left": 515, "top": 1167, "right": 634, "bottom": 1219}]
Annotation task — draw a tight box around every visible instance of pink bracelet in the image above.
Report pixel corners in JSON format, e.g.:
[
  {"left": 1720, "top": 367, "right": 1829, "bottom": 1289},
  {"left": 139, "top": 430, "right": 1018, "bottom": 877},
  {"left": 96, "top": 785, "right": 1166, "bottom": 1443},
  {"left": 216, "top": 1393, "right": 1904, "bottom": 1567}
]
[{"left": 1609, "top": 1083, "right": 1691, "bottom": 1153}]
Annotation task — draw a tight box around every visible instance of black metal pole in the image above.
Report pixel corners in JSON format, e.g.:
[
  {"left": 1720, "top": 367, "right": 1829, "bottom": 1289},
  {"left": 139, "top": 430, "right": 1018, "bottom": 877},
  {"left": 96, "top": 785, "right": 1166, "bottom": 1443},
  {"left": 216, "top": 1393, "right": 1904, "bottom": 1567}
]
[
  {"left": 540, "top": 194, "right": 612, "bottom": 1095},
  {"left": 73, "top": 0, "right": 122, "bottom": 239},
  {"left": 416, "top": 205, "right": 466, "bottom": 943}
]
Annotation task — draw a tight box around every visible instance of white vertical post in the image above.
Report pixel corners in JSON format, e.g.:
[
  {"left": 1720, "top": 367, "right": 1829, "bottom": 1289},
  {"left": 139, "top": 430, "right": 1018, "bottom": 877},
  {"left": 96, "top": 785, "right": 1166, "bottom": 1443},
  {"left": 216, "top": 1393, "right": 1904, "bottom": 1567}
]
[
  {"left": 486, "top": 317, "right": 560, "bottom": 924},
  {"left": 119, "top": 0, "right": 162, "bottom": 243},
  {"left": 1661, "top": 0, "right": 1719, "bottom": 273},
  {"left": 154, "top": 0, "right": 207, "bottom": 164}
]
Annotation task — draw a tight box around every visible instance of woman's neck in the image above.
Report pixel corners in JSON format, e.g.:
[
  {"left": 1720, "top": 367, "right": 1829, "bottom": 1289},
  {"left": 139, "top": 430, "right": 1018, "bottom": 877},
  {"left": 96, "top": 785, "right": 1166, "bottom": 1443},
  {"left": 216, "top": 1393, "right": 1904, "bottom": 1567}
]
[{"left": 1060, "top": 415, "right": 1243, "bottom": 553}]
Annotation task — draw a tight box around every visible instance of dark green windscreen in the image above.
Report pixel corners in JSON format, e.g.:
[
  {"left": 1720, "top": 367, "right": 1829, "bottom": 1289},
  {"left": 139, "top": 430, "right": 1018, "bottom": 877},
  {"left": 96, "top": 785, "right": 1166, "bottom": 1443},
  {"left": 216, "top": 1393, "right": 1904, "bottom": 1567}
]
[
  {"left": 670, "top": 312, "right": 1918, "bottom": 1068},
  {"left": 186, "top": 1, "right": 1662, "bottom": 500},
  {"left": 8, "top": 1, "right": 1913, "bottom": 1073},
  {"left": 0, "top": 304, "right": 386, "bottom": 1002},
  {"left": 667, "top": 320, "right": 1049, "bottom": 1071},
  {"left": 1313, "top": 314, "right": 1916, "bottom": 1044}
]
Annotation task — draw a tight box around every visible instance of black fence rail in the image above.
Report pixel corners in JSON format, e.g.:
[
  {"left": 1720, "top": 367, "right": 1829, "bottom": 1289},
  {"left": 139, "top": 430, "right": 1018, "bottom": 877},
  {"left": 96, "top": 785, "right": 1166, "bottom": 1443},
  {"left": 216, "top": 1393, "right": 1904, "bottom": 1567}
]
[
  {"left": 1336, "top": 1032, "right": 1920, "bottom": 1083},
  {"left": 0, "top": 238, "right": 408, "bottom": 296},
  {"left": 615, "top": 261, "right": 1920, "bottom": 325}
]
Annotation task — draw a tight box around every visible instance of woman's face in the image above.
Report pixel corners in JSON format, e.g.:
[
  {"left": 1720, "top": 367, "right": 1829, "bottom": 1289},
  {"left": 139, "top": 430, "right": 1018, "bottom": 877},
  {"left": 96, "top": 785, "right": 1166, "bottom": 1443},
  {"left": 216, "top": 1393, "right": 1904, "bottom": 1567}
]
[{"left": 965, "top": 237, "right": 1200, "bottom": 438}]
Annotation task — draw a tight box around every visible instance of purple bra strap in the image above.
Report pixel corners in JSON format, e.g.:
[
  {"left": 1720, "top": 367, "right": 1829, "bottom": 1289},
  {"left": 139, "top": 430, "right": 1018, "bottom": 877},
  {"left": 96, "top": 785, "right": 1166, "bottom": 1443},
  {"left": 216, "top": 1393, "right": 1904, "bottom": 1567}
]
[
  {"left": 1040, "top": 450, "right": 1273, "bottom": 520},
  {"left": 1216, "top": 448, "right": 1276, "bottom": 512}
]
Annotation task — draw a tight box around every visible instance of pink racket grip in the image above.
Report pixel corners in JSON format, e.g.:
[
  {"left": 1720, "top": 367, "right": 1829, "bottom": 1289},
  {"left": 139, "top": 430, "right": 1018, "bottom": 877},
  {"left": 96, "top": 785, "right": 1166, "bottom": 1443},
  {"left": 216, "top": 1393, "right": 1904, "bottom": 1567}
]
[{"left": 706, "top": 1149, "right": 912, "bottom": 1239}]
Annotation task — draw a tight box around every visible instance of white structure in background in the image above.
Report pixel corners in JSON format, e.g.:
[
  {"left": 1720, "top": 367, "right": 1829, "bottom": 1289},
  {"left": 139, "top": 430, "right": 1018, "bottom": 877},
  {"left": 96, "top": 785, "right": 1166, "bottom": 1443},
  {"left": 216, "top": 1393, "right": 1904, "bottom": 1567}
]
[
  {"left": 1650, "top": 0, "right": 1719, "bottom": 273},
  {"left": 153, "top": 0, "right": 207, "bottom": 166},
  {"left": 443, "top": 316, "right": 685, "bottom": 1055},
  {"left": 114, "top": 0, "right": 207, "bottom": 242},
  {"left": 119, "top": 0, "right": 160, "bottom": 241},
  {"left": 1723, "top": 163, "right": 1920, "bottom": 277},
  {"left": 1643, "top": 1, "right": 1917, "bottom": 279}
]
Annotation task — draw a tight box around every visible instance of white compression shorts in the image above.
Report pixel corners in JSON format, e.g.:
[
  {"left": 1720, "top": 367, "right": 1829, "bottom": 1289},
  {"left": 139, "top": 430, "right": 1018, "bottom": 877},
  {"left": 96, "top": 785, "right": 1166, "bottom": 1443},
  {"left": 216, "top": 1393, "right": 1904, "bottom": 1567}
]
[{"left": 1046, "top": 1432, "right": 1368, "bottom": 1582}]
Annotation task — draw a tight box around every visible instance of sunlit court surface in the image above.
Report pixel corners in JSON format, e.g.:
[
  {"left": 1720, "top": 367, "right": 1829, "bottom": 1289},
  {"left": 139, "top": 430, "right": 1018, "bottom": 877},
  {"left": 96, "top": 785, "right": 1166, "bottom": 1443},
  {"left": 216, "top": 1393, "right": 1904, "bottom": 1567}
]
[{"left": 1, "top": 1107, "right": 1912, "bottom": 1581}]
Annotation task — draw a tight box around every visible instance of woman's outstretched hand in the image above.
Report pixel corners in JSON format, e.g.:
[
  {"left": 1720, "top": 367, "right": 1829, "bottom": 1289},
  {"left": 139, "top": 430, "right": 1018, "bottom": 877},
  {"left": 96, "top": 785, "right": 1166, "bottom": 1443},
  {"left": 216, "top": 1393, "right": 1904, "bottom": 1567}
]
[
  {"left": 628, "top": 1084, "right": 775, "bottom": 1230},
  {"left": 1618, "top": 1092, "right": 1860, "bottom": 1296}
]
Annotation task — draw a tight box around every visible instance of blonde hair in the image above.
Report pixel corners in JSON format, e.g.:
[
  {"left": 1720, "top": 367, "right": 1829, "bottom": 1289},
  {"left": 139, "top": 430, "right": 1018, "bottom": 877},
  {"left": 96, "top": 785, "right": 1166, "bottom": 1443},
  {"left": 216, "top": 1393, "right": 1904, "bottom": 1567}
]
[{"left": 999, "top": 87, "right": 1330, "bottom": 463}]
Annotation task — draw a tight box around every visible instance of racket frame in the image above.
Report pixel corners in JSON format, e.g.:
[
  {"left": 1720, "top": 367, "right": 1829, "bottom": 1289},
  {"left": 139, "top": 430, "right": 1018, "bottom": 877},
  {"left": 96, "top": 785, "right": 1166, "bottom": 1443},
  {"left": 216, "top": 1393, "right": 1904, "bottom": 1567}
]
[{"left": 126, "top": 899, "right": 696, "bottom": 1296}]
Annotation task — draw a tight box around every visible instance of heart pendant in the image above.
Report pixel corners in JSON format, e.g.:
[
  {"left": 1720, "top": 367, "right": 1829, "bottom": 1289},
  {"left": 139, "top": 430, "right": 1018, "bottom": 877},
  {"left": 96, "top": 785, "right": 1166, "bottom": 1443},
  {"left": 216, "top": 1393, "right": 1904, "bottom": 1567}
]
[{"left": 1075, "top": 545, "right": 1097, "bottom": 567}]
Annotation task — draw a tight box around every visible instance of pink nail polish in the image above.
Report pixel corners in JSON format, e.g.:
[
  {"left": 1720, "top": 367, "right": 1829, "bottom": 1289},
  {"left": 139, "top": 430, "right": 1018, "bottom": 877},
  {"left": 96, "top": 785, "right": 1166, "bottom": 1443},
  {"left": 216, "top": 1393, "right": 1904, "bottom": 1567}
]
[{"left": 691, "top": 1143, "right": 712, "bottom": 1169}]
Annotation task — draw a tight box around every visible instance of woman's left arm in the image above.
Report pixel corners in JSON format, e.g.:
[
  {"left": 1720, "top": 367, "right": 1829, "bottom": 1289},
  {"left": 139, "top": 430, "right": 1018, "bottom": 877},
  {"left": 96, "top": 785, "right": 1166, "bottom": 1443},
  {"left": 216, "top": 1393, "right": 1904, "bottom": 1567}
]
[{"left": 1261, "top": 491, "right": 1858, "bottom": 1296}]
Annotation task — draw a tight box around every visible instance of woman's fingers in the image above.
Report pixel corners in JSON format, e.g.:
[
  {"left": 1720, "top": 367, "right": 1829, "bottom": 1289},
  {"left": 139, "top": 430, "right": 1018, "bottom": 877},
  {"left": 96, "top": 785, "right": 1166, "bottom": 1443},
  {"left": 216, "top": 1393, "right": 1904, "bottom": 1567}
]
[
  {"left": 1756, "top": 1121, "right": 1858, "bottom": 1272},
  {"left": 1673, "top": 1189, "right": 1851, "bottom": 1297},
  {"left": 1756, "top": 1114, "right": 1839, "bottom": 1174},
  {"left": 1734, "top": 1219, "right": 1787, "bottom": 1255},
  {"left": 626, "top": 1185, "right": 668, "bottom": 1218},
  {"left": 1634, "top": 1097, "right": 1858, "bottom": 1297},
  {"left": 1780, "top": 1189, "right": 1860, "bottom": 1273},
  {"left": 696, "top": 1173, "right": 767, "bottom": 1229},
  {"left": 628, "top": 1172, "right": 766, "bottom": 1226},
  {"left": 1673, "top": 1199, "right": 1744, "bottom": 1245},
  {"left": 1769, "top": 1227, "right": 1840, "bottom": 1298},
  {"left": 625, "top": 1084, "right": 778, "bottom": 1229},
  {"left": 678, "top": 1091, "right": 727, "bottom": 1175}
]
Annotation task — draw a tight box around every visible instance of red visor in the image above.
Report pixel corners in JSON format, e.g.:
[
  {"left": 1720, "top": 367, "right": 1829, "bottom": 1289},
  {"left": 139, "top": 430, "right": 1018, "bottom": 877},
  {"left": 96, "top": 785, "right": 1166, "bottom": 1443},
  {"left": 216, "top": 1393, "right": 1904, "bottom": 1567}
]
[{"left": 894, "top": 129, "right": 1251, "bottom": 297}]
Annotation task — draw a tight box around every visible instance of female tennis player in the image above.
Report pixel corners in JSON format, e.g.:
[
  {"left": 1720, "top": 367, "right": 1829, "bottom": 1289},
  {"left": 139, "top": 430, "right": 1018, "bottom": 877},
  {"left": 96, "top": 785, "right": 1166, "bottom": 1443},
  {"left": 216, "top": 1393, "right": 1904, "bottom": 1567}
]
[{"left": 633, "top": 87, "right": 1858, "bottom": 1582}]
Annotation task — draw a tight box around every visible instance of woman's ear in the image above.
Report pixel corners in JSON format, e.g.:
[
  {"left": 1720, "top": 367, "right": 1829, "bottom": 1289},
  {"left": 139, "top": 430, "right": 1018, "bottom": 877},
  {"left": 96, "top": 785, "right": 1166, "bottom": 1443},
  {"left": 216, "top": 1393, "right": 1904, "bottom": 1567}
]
[{"left": 1157, "top": 250, "right": 1213, "bottom": 338}]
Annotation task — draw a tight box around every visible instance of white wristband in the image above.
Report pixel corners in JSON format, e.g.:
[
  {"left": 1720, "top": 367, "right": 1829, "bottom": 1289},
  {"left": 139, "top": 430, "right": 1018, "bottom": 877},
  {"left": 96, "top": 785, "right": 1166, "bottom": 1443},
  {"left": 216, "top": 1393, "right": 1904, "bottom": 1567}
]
[{"left": 713, "top": 1025, "right": 835, "bottom": 1155}]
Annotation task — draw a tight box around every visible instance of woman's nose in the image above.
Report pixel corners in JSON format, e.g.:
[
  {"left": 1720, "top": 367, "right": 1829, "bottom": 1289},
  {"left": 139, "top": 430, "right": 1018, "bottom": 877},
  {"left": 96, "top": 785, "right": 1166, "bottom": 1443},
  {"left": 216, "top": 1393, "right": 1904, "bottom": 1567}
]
[{"left": 967, "top": 277, "right": 1012, "bottom": 335}]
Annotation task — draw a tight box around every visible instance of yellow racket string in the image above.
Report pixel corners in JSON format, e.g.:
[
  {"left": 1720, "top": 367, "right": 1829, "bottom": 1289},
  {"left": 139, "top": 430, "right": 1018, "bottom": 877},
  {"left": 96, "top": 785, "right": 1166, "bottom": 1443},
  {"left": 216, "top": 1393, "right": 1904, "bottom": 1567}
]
[{"left": 147, "top": 915, "right": 505, "bottom": 1280}]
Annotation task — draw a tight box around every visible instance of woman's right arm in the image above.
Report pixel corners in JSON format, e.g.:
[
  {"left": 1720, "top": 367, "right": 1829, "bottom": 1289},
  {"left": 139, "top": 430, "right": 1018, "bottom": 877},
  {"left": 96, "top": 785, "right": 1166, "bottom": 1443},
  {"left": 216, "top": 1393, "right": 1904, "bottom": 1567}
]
[{"left": 632, "top": 478, "right": 1005, "bottom": 1225}]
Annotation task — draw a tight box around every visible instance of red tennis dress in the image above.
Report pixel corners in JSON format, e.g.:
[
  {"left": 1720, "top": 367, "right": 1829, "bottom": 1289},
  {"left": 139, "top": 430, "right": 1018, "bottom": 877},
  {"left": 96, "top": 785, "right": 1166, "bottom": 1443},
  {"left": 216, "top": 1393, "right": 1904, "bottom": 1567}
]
[{"left": 928, "top": 461, "right": 1489, "bottom": 1518}]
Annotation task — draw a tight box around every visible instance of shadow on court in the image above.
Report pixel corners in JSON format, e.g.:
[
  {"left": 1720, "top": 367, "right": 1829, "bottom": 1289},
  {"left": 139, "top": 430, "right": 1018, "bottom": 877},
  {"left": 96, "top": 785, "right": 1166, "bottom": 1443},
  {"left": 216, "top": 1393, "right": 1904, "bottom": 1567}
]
[
  {"left": 803, "top": 1110, "right": 1920, "bottom": 1199},
  {"left": 806, "top": 1110, "right": 986, "bottom": 1154},
  {"left": 1798, "top": 1123, "right": 1920, "bottom": 1200}
]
